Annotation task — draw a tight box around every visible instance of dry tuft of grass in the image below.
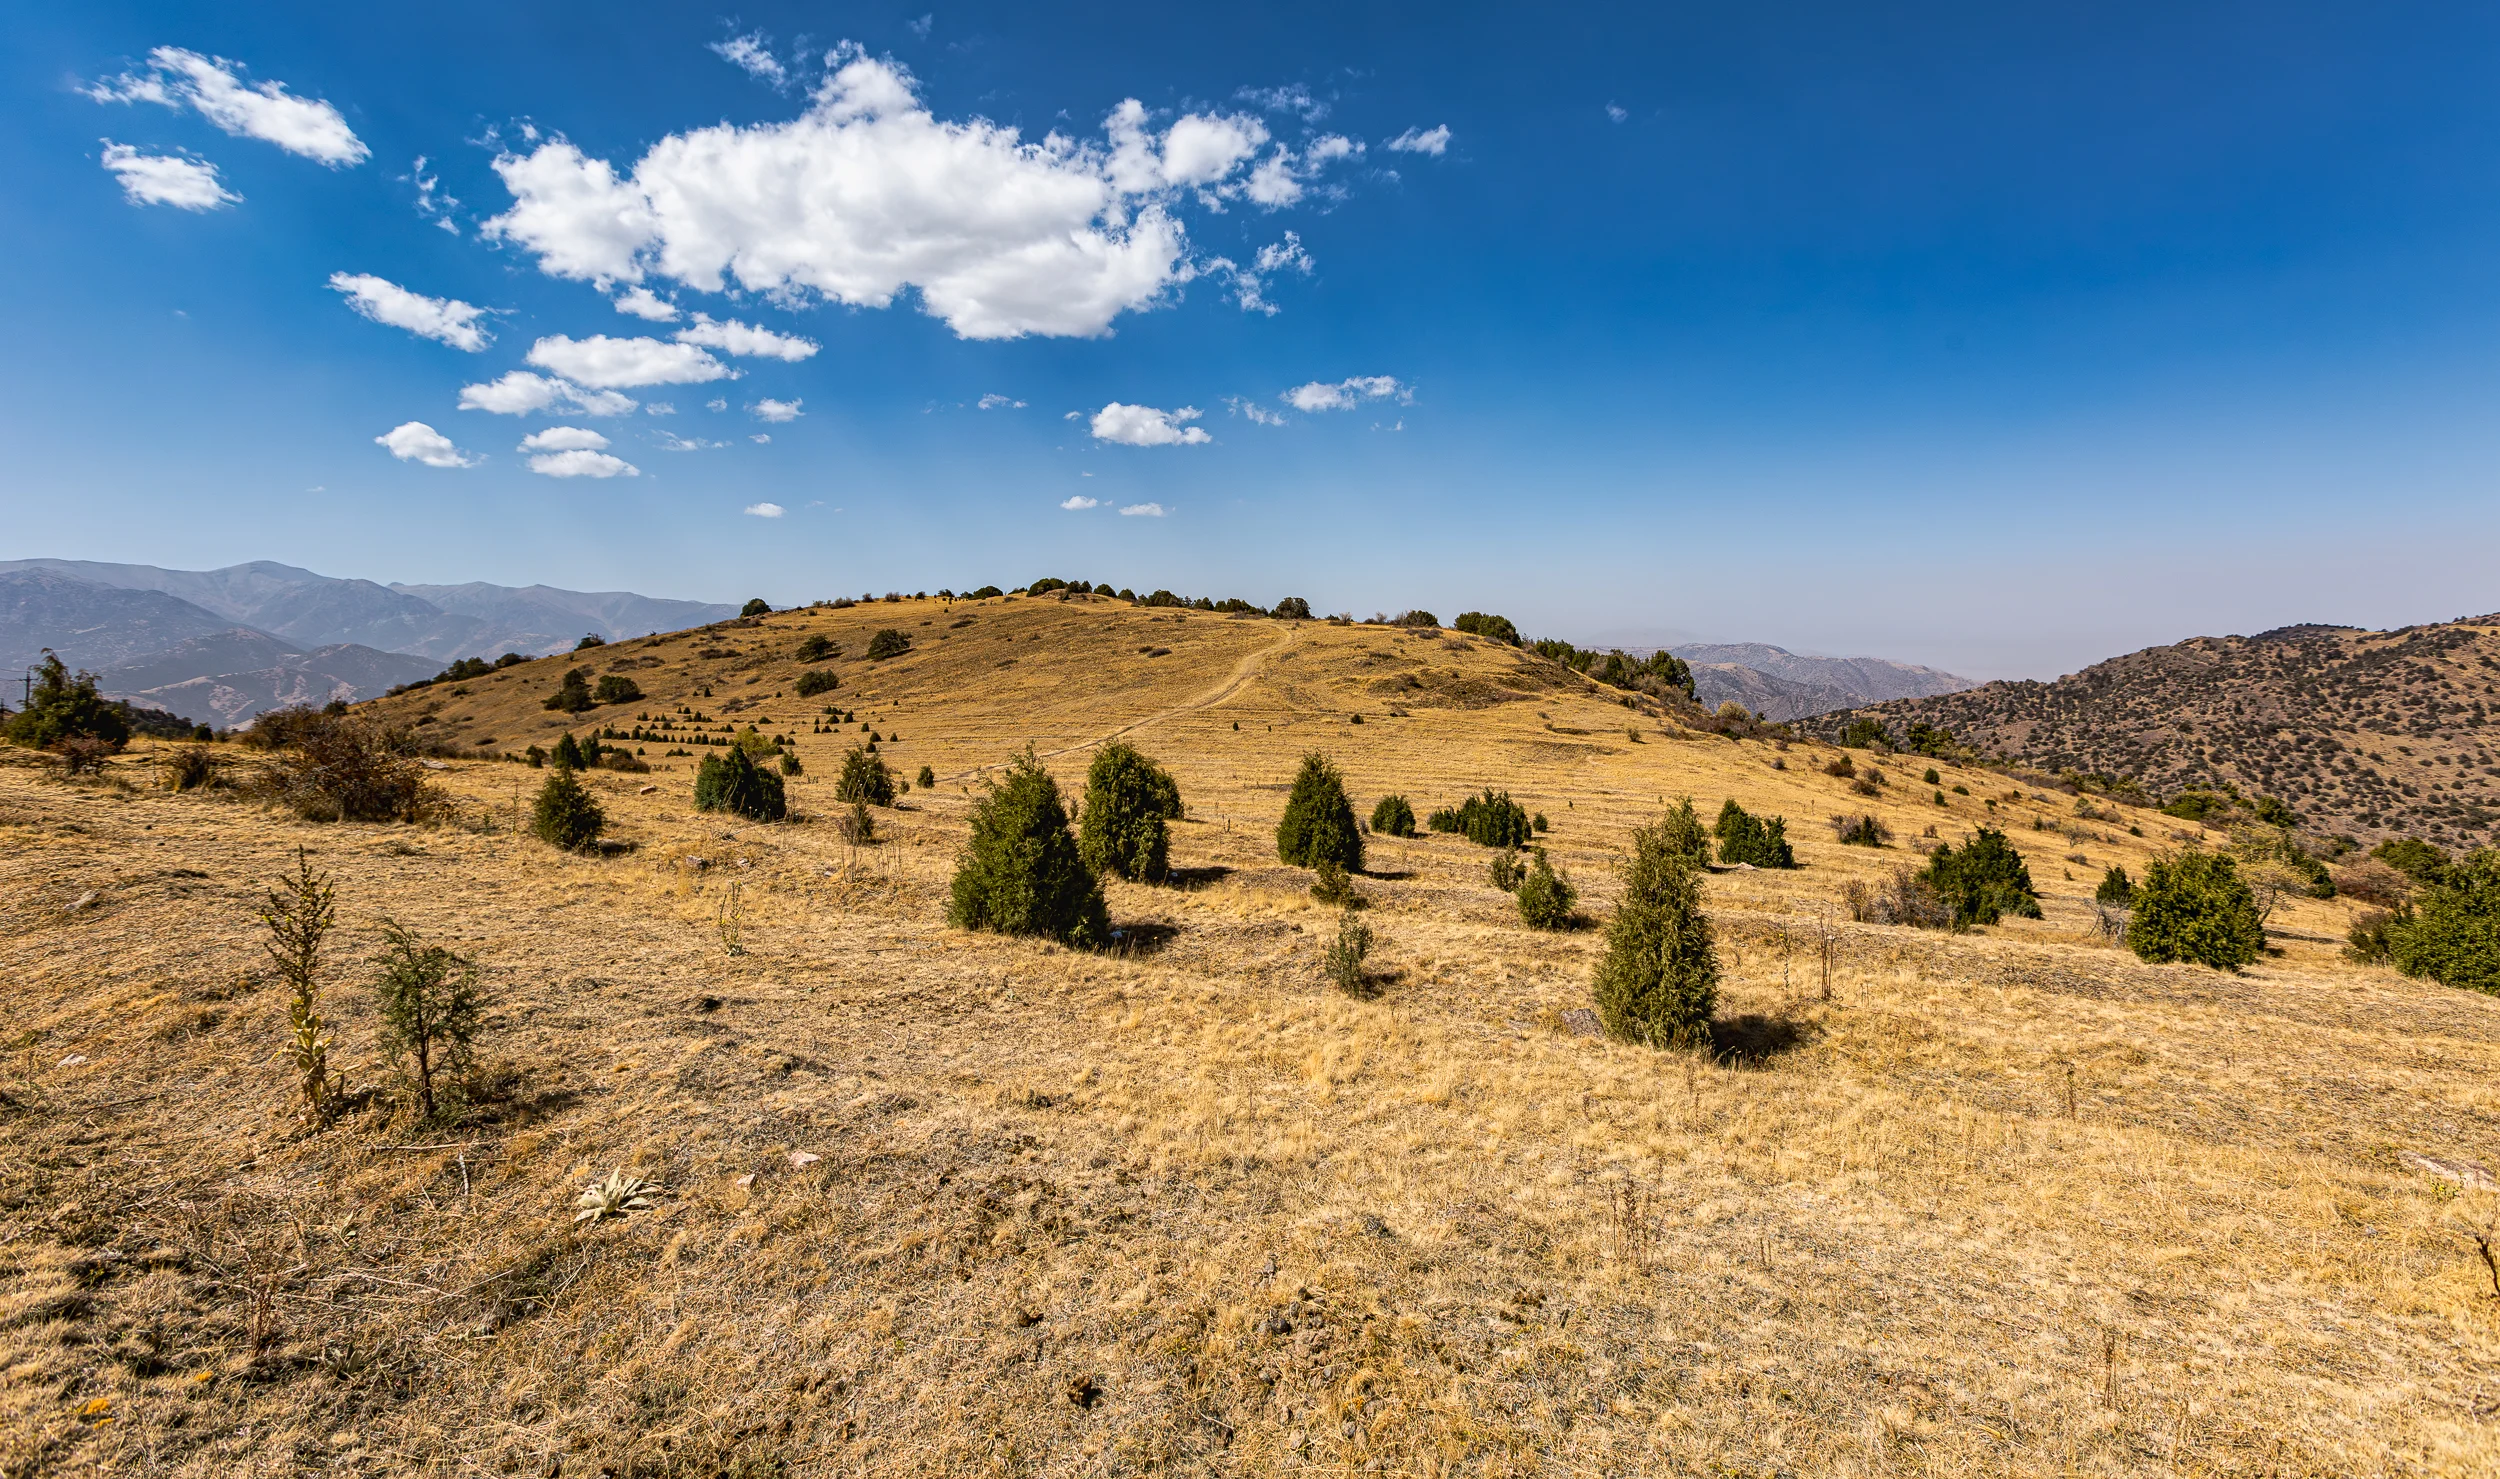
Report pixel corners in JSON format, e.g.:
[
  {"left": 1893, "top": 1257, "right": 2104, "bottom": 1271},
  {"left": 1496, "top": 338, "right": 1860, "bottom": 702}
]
[{"left": 1, "top": 596, "right": 2494, "bottom": 1476}]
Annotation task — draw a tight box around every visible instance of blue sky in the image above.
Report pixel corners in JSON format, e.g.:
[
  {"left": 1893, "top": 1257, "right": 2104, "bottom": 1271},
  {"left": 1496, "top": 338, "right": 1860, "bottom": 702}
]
[{"left": 6, "top": 1, "right": 2499, "bottom": 678}]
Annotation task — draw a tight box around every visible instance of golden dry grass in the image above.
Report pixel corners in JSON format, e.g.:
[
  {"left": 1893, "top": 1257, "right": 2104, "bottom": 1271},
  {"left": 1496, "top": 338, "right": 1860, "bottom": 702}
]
[{"left": 3, "top": 594, "right": 2496, "bottom": 1477}]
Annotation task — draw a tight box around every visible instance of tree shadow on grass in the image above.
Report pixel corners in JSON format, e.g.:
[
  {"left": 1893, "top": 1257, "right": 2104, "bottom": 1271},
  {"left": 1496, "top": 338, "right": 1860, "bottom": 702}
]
[
  {"left": 1707, "top": 1012, "right": 1816, "bottom": 1067},
  {"left": 1105, "top": 922, "right": 1181, "bottom": 959},
  {"left": 1162, "top": 865, "right": 1234, "bottom": 890}
]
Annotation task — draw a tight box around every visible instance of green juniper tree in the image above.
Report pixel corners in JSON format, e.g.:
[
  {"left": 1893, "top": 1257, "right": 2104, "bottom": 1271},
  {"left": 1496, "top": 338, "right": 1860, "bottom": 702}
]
[
  {"left": 1078, "top": 741, "right": 1184, "bottom": 883},
  {"left": 1591, "top": 814, "right": 1720, "bottom": 1046},
  {"left": 2130, "top": 850, "right": 2266, "bottom": 970},
  {"left": 1276, "top": 754, "right": 1364, "bottom": 873},
  {"left": 947, "top": 750, "right": 1108, "bottom": 945}
]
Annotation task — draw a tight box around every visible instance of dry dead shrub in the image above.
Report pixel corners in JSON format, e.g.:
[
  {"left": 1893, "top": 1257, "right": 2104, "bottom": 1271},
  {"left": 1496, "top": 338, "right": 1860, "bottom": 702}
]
[{"left": 252, "top": 709, "right": 443, "bottom": 823}]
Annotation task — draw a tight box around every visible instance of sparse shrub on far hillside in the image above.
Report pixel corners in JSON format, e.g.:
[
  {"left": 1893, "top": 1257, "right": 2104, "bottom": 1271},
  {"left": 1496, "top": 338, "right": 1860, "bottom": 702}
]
[
  {"left": 695, "top": 746, "right": 788, "bottom": 822},
  {"left": 795, "top": 669, "right": 839, "bottom": 697},
  {"left": 544, "top": 666, "right": 594, "bottom": 712},
  {"left": 1277, "top": 753, "right": 1364, "bottom": 874},
  {"left": 1823, "top": 753, "right": 1856, "bottom": 779},
  {"left": 370, "top": 919, "right": 483, "bottom": 1122},
  {"left": 1591, "top": 812, "right": 1719, "bottom": 1046},
  {"left": 1079, "top": 741, "right": 1183, "bottom": 883},
  {"left": 593, "top": 674, "right": 642, "bottom": 705},
  {"left": 795, "top": 633, "right": 835, "bottom": 662},
  {"left": 835, "top": 745, "right": 896, "bottom": 806},
  {"left": 948, "top": 750, "right": 1108, "bottom": 946},
  {"left": 1370, "top": 794, "right": 1417, "bottom": 837},
  {"left": 2385, "top": 850, "right": 2500, "bottom": 993},
  {"left": 779, "top": 752, "right": 803, "bottom": 776},
  {"left": 866, "top": 629, "right": 912, "bottom": 660},
  {"left": 1451, "top": 789, "right": 1532, "bottom": 849},
  {"left": 1391, "top": 610, "right": 1440, "bottom": 628},
  {"left": 2332, "top": 858, "right": 2411, "bottom": 908},
  {"left": 1831, "top": 814, "right": 1890, "bottom": 848},
  {"left": 258, "top": 709, "right": 439, "bottom": 823},
  {"left": 1516, "top": 847, "right": 1577, "bottom": 929},
  {"left": 1324, "top": 907, "right": 1375, "bottom": 996},
  {"left": 2096, "top": 865, "right": 2135, "bottom": 906},
  {"left": 5, "top": 652, "right": 130, "bottom": 752},
  {"left": 916, "top": 764, "right": 936, "bottom": 789},
  {"left": 1713, "top": 801, "right": 1796, "bottom": 868},
  {"left": 1836, "top": 718, "right": 1891, "bottom": 750},
  {"left": 531, "top": 762, "right": 606, "bottom": 851},
  {"left": 2345, "top": 905, "right": 2410, "bottom": 966},
  {"left": 1452, "top": 611, "right": 1522, "bottom": 645},
  {"left": 2372, "top": 837, "right": 2451, "bottom": 887},
  {"left": 2249, "top": 795, "right": 2299, "bottom": 829},
  {"left": 1272, "top": 596, "right": 1312, "bottom": 620},
  {"left": 162, "top": 744, "right": 223, "bottom": 792},
  {"left": 574, "top": 634, "right": 605, "bottom": 651},
  {"left": 1917, "top": 826, "right": 2041, "bottom": 928},
  {"left": 552, "top": 732, "right": 587, "bottom": 770},
  {"left": 2130, "top": 851, "right": 2266, "bottom": 970},
  {"left": 1488, "top": 849, "right": 1524, "bottom": 891},
  {"left": 741, "top": 598, "right": 771, "bottom": 617},
  {"left": 2161, "top": 790, "right": 2230, "bottom": 823}
]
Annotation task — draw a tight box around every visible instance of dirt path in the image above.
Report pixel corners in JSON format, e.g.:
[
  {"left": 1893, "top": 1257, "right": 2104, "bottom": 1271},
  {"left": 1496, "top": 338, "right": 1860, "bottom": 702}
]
[{"left": 942, "top": 624, "right": 1304, "bottom": 782}]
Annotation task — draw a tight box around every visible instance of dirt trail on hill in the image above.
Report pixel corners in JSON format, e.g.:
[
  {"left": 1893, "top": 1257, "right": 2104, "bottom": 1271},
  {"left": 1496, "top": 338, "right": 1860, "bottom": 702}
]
[{"left": 944, "top": 623, "right": 1303, "bottom": 781}]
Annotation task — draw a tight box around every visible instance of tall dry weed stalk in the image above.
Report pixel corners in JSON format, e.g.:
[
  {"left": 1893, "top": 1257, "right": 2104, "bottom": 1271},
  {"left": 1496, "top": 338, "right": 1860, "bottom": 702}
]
[{"left": 261, "top": 847, "right": 343, "bottom": 1128}]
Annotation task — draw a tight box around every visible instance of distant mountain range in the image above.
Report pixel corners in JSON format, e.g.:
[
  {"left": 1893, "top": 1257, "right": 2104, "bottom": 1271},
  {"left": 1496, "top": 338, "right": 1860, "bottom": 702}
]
[
  {"left": 1, "top": 559, "right": 739, "bottom": 725},
  {"left": 1662, "top": 641, "right": 1979, "bottom": 721},
  {"left": 1834, "top": 617, "right": 2500, "bottom": 846}
]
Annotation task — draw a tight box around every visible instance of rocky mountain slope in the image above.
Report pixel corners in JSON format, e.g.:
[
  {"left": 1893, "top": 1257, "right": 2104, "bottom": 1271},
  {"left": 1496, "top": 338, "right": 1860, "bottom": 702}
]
[
  {"left": 1837, "top": 616, "right": 2500, "bottom": 847},
  {"left": 1672, "top": 642, "right": 1978, "bottom": 708},
  {"left": 0, "top": 560, "right": 741, "bottom": 721}
]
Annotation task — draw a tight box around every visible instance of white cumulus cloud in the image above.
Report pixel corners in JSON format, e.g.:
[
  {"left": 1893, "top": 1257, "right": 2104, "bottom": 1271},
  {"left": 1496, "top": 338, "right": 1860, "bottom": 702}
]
[
  {"left": 1091, "top": 403, "right": 1208, "bottom": 447},
  {"left": 481, "top": 47, "right": 1295, "bottom": 340},
  {"left": 1385, "top": 125, "right": 1451, "bottom": 156},
  {"left": 98, "top": 143, "right": 238, "bottom": 210},
  {"left": 1060, "top": 495, "right": 1099, "bottom": 509},
  {"left": 711, "top": 33, "right": 787, "bottom": 86},
  {"left": 456, "top": 371, "right": 637, "bottom": 417},
  {"left": 611, "top": 286, "right": 679, "bottom": 321},
  {"left": 751, "top": 398, "right": 803, "bottom": 422},
  {"left": 89, "top": 47, "right": 366, "bottom": 165},
  {"left": 517, "top": 425, "right": 608, "bottom": 452},
  {"left": 327, "top": 272, "right": 493, "bottom": 351},
  {"left": 375, "top": 421, "right": 478, "bottom": 468},
  {"left": 528, "top": 448, "right": 639, "bottom": 478},
  {"left": 1283, "top": 375, "right": 1408, "bottom": 413},
  {"left": 743, "top": 501, "right": 786, "bottom": 518},
  {"left": 675, "top": 315, "right": 817, "bottom": 361},
  {"left": 1118, "top": 502, "right": 1167, "bottom": 517},
  {"left": 525, "top": 334, "right": 731, "bottom": 389}
]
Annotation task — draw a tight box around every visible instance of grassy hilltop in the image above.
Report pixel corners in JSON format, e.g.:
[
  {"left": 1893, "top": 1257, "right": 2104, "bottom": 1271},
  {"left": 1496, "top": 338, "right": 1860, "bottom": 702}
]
[{"left": 2, "top": 591, "right": 2495, "bottom": 1477}]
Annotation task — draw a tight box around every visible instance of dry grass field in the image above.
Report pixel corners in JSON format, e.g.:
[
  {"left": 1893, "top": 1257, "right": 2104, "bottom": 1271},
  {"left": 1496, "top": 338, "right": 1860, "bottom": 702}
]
[{"left": 4, "top": 594, "right": 2497, "bottom": 1477}]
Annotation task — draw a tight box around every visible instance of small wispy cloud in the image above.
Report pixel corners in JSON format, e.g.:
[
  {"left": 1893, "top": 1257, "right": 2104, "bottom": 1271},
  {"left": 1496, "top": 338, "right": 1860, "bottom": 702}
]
[
  {"left": 1385, "top": 124, "right": 1451, "bottom": 156},
  {"left": 1283, "top": 375, "right": 1410, "bottom": 413},
  {"left": 711, "top": 32, "right": 787, "bottom": 86},
  {"left": 1060, "top": 495, "right": 1099, "bottom": 510},
  {"left": 978, "top": 393, "right": 1026, "bottom": 410},
  {"left": 752, "top": 397, "right": 803, "bottom": 422},
  {"left": 743, "top": 501, "right": 785, "bottom": 518},
  {"left": 1605, "top": 102, "right": 1628, "bottom": 123},
  {"left": 1119, "top": 502, "right": 1168, "bottom": 517}
]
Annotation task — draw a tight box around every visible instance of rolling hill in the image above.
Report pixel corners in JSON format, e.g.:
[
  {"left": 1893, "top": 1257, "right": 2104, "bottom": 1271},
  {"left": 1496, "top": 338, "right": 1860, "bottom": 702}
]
[
  {"left": 2, "top": 592, "right": 2490, "bottom": 1476},
  {"left": 1835, "top": 616, "right": 2500, "bottom": 846}
]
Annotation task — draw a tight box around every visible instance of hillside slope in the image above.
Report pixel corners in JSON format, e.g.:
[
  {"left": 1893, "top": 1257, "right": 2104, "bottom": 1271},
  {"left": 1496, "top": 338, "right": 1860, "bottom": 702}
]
[
  {"left": 0, "top": 568, "right": 256, "bottom": 674},
  {"left": 1839, "top": 617, "right": 2500, "bottom": 847},
  {"left": 3, "top": 594, "right": 2491, "bottom": 1477}
]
